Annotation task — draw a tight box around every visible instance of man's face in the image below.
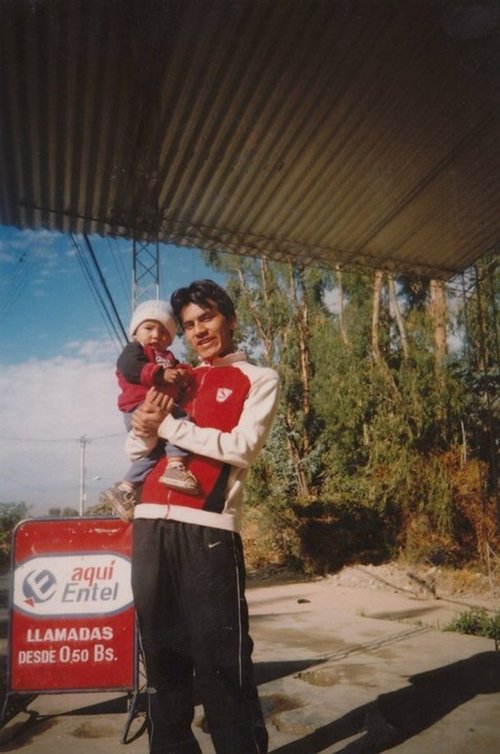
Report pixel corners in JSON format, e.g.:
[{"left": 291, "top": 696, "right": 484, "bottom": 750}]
[{"left": 180, "top": 302, "right": 235, "bottom": 363}]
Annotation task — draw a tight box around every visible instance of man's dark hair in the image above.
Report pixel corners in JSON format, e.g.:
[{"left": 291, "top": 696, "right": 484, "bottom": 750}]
[{"left": 170, "top": 279, "right": 236, "bottom": 326}]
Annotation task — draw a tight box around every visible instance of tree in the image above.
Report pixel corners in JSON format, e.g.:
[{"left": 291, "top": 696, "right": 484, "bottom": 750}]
[
  {"left": 429, "top": 279, "right": 448, "bottom": 366},
  {"left": 387, "top": 274, "right": 409, "bottom": 360},
  {"left": 203, "top": 251, "right": 499, "bottom": 572},
  {"left": 204, "top": 251, "right": 333, "bottom": 500},
  {"left": 47, "top": 507, "right": 80, "bottom": 517},
  {"left": 371, "top": 270, "right": 384, "bottom": 364},
  {"left": 0, "top": 502, "right": 30, "bottom": 565},
  {"left": 455, "top": 254, "right": 499, "bottom": 533}
]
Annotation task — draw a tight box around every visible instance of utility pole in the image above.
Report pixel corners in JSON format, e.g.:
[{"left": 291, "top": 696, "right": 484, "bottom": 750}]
[
  {"left": 132, "top": 236, "right": 160, "bottom": 309},
  {"left": 79, "top": 435, "right": 87, "bottom": 516}
]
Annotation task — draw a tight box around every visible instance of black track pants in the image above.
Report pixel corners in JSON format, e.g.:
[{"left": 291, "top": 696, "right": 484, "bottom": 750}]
[{"left": 131, "top": 519, "right": 268, "bottom": 754}]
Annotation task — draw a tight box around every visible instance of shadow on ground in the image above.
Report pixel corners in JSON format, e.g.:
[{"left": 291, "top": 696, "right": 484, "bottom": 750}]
[
  {"left": 1, "top": 644, "right": 498, "bottom": 754},
  {"left": 0, "top": 658, "right": 325, "bottom": 749},
  {"left": 271, "top": 652, "right": 500, "bottom": 753}
]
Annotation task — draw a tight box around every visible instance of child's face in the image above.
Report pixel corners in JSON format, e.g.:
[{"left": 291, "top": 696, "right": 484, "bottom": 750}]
[{"left": 134, "top": 320, "right": 172, "bottom": 350}]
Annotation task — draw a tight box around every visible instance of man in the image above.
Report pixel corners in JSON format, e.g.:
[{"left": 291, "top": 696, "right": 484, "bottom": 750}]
[{"left": 128, "top": 280, "right": 280, "bottom": 754}]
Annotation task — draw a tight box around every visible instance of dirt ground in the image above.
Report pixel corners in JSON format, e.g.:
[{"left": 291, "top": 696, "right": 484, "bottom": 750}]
[
  {"left": 1, "top": 558, "right": 499, "bottom": 753},
  {"left": 248, "top": 559, "right": 499, "bottom": 614},
  {"left": 327, "top": 561, "right": 497, "bottom": 599}
]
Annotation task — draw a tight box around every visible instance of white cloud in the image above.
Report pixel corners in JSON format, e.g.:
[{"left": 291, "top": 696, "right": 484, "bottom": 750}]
[
  {"left": 6, "top": 228, "right": 60, "bottom": 256},
  {"left": 0, "top": 349, "right": 127, "bottom": 515},
  {"left": 62, "top": 338, "right": 116, "bottom": 361}
]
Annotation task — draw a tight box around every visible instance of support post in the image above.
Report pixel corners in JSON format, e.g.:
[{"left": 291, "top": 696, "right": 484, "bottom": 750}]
[{"left": 79, "top": 435, "right": 87, "bottom": 516}]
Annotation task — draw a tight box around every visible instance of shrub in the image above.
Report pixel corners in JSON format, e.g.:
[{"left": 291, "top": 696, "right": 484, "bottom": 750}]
[{"left": 445, "top": 607, "right": 500, "bottom": 642}]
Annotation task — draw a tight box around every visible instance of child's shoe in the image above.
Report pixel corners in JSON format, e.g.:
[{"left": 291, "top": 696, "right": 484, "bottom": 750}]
[
  {"left": 159, "top": 462, "right": 200, "bottom": 495},
  {"left": 103, "top": 482, "right": 138, "bottom": 522}
]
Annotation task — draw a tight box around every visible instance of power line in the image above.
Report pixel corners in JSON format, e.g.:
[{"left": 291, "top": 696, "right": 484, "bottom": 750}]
[
  {"left": 107, "top": 235, "right": 131, "bottom": 308},
  {"left": 82, "top": 233, "right": 129, "bottom": 345},
  {"left": 70, "top": 233, "right": 127, "bottom": 353},
  {"left": 0, "top": 433, "right": 122, "bottom": 443},
  {"left": 0, "top": 244, "right": 35, "bottom": 320}
]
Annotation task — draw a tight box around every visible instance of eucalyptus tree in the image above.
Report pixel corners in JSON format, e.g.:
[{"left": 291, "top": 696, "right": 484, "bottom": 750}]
[
  {"left": 203, "top": 250, "right": 498, "bottom": 570},
  {"left": 204, "top": 251, "right": 332, "bottom": 499}
]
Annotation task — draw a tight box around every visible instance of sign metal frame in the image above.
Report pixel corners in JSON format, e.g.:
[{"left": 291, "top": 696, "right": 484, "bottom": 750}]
[{"left": 1, "top": 517, "right": 140, "bottom": 737}]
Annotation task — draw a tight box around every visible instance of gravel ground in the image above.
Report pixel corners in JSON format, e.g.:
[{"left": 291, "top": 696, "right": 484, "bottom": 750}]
[
  {"left": 327, "top": 561, "right": 498, "bottom": 600},
  {"left": 250, "top": 559, "right": 499, "bottom": 610}
]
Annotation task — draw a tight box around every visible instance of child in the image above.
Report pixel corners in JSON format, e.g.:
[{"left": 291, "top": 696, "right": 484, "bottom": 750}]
[{"left": 104, "top": 299, "right": 199, "bottom": 522}]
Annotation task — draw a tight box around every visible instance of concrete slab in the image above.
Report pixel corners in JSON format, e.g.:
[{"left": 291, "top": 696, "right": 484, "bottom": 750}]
[{"left": 0, "top": 576, "right": 498, "bottom": 753}]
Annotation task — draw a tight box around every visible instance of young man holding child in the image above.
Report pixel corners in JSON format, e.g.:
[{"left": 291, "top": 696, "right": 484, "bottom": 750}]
[{"left": 128, "top": 280, "right": 280, "bottom": 754}]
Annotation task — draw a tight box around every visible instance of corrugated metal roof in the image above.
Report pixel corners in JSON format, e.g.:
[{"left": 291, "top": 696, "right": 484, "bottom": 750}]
[{"left": 1, "top": 0, "right": 499, "bottom": 279}]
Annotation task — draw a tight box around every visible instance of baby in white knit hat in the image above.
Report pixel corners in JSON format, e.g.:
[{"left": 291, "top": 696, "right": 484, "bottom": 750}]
[{"left": 104, "top": 299, "right": 199, "bottom": 521}]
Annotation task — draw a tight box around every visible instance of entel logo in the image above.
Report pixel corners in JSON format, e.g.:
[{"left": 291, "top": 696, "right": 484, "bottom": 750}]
[
  {"left": 14, "top": 553, "right": 133, "bottom": 617},
  {"left": 23, "top": 569, "right": 58, "bottom": 604}
]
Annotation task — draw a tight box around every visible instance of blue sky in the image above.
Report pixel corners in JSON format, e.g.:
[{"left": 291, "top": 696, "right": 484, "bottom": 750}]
[
  {"left": 0, "top": 225, "right": 220, "bottom": 365},
  {"left": 0, "top": 224, "right": 224, "bottom": 514}
]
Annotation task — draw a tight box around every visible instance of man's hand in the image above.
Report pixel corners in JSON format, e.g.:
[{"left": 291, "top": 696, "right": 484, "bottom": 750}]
[{"left": 132, "top": 388, "right": 173, "bottom": 437}]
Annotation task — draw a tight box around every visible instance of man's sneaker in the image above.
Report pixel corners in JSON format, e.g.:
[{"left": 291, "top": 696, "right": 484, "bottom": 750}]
[
  {"left": 103, "top": 482, "right": 138, "bottom": 523},
  {"left": 159, "top": 463, "right": 200, "bottom": 495}
]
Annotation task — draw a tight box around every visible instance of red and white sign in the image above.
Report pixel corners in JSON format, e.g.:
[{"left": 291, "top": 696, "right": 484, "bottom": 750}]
[{"left": 8, "top": 518, "right": 136, "bottom": 693}]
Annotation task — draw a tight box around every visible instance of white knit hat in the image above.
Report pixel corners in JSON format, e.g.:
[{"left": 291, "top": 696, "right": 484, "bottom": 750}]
[{"left": 129, "top": 299, "right": 177, "bottom": 342}]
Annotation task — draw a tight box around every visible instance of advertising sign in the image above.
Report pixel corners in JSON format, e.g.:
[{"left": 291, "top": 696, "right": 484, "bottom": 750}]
[{"left": 8, "top": 517, "right": 136, "bottom": 693}]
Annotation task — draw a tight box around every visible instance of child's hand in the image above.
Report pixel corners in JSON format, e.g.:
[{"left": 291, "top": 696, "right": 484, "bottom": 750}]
[
  {"left": 176, "top": 368, "right": 193, "bottom": 386},
  {"left": 162, "top": 368, "right": 182, "bottom": 385}
]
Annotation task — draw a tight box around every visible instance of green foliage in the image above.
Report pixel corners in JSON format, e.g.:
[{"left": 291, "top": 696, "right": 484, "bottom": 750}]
[
  {"left": 458, "top": 253, "right": 499, "bottom": 375},
  {"left": 445, "top": 607, "right": 500, "bottom": 641},
  {"left": 48, "top": 507, "right": 80, "bottom": 517},
  {"left": 205, "top": 250, "right": 499, "bottom": 574},
  {"left": 0, "top": 501, "right": 30, "bottom": 566}
]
